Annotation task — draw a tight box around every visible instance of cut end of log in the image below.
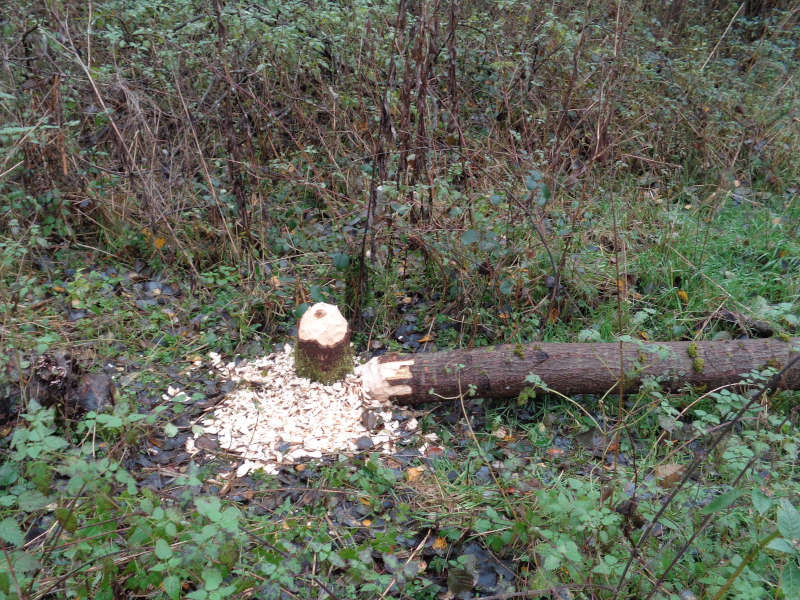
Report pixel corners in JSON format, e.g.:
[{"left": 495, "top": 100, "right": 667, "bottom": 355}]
[
  {"left": 357, "top": 356, "right": 414, "bottom": 403},
  {"left": 295, "top": 303, "right": 353, "bottom": 384}
]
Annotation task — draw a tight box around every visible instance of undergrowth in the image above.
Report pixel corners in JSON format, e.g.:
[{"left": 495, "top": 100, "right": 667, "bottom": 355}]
[{"left": 1, "top": 0, "right": 799, "bottom": 598}]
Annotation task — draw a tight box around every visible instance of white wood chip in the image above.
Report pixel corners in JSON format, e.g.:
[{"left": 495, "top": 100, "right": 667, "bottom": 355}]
[{"left": 187, "top": 345, "right": 419, "bottom": 476}]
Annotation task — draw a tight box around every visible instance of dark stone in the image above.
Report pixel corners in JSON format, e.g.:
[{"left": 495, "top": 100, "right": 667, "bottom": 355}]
[
  {"left": 74, "top": 374, "right": 114, "bottom": 412},
  {"left": 355, "top": 436, "right": 374, "bottom": 450},
  {"left": 391, "top": 448, "right": 420, "bottom": 465},
  {"left": 360, "top": 410, "right": 380, "bottom": 431},
  {"left": 474, "top": 466, "right": 491, "bottom": 485},
  {"left": 67, "top": 309, "right": 88, "bottom": 321},
  {"left": 140, "top": 473, "right": 167, "bottom": 491},
  {"left": 135, "top": 299, "right": 158, "bottom": 311},
  {"left": 194, "top": 435, "right": 219, "bottom": 451}
]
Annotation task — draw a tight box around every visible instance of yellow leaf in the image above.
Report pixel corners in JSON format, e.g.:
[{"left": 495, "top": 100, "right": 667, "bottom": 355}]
[
  {"left": 358, "top": 496, "right": 371, "bottom": 506},
  {"left": 432, "top": 537, "right": 447, "bottom": 551},
  {"left": 153, "top": 237, "right": 166, "bottom": 250},
  {"left": 639, "top": 331, "right": 649, "bottom": 340},
  {"left": 53, "top": 285, "right": 65, "bottom": 293},
  {"left": 270, "top": 276, "right": 281, "bottom": 288},
  {"left": 406, "top": 466, "right": 425, "bottom": 482},
  {"left": 362, "top": 519, "right": 372, "bottom": 527},
  {"left": 418, "top": 333, "right": 435, "bottom": 343},
  {"left": 677, "top": 290, "right": 689, "bottom": 304}
]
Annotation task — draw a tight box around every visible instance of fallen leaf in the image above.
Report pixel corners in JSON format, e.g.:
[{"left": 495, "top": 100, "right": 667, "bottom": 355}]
[
  {"left": 654, "top": 463, "right": 685, "bottom": 488},
  {"left": 677, "top": 290, "right": 689, "bottom": 304},
  {"left": 432, "top": 537, "right": 447, "bottom": 551},
  {"left": 153, "top": 237, "right": 166, "bottom": 250},
  {"left": 418, "top": 333, "right": 436, "bottom": 343},
  {"left": 362, "top": 519, "right": 371, "bottom": 527},
  {"left": 547, "top": 447, "right": 565, "bottom": 457},
  {"left": 407, "top": 466, "right": 426, "bottom": 482},
  {"left": 423, "top": 445, "right": 444, "bottom": 458},
  {"left": 492, "top": 427, "right": 508, "bottom": 439}
]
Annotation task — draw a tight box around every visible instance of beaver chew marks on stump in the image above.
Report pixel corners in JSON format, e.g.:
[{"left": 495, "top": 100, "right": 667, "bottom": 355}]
[{"left": 295, "top": 302, "right": 354, "bottom": 384}]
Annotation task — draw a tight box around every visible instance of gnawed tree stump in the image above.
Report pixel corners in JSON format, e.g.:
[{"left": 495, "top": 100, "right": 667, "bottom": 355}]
[
  {"left": 295, "top": 303, "right": 353, "bottom": 384},
  {"left": 358, "top": 338, "right": 800, "bottom": 404}
]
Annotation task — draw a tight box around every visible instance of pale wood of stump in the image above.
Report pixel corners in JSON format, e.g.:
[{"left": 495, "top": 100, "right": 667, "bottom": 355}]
[{"left": 296, "top": 303, "right": 350, "bottom": 374}]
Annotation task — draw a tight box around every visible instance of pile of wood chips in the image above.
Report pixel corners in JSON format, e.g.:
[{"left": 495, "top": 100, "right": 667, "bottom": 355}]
[{"left": 186, "top": 345, "right": 419, "bottom": 476}]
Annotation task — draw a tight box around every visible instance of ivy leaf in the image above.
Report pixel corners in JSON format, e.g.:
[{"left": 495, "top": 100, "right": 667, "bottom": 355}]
[
  {"left": 778, "top": 499, "right": 800, "bottom": 542},
  {"left": 310, "top": 285, "right": 325, "bottom": 303},
  {"left": 164, "top": 423, "right": 179, "bottom": 438},
  {"left": 461, "top": 229, "right": 480, "bottom": 246},
  {"left": 0, "top": 518, "right": 24, "bottom": 547},
  {"left": 525, "top": 169, "right": 542, "bottom": 190}
]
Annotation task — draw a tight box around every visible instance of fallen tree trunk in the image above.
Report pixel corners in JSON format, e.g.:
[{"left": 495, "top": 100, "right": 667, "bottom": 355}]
[{"left": 358, "top": 338, "right": 800, "bottom": 404}]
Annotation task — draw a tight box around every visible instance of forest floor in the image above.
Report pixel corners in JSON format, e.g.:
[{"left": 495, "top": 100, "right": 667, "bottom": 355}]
[{"left": 2, "top": 1, "right": 800, "bottom": 599}]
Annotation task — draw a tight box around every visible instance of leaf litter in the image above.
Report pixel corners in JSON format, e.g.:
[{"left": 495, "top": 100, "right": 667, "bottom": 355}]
[{"left": 186, "top": 345, "right": 420, "bottom": 476}]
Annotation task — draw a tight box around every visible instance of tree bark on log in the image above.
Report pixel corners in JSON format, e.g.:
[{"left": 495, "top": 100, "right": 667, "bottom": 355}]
[
  {"left": 295, "top": 303, "right": 353, "bottom": 384},
  {"left": 358, "top": 338, "right": 800, "bottom": 404}
]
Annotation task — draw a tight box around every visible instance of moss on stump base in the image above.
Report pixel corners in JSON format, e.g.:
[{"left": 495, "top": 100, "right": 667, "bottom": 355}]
[
  {"left": 294, "top": 344, "right": 354, "bottom": 384},
  {"left": 295, "top": 303, "right": 353, "bottom": 384}
]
